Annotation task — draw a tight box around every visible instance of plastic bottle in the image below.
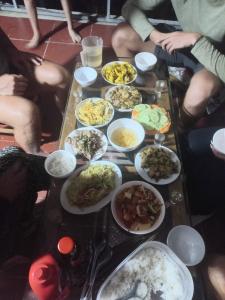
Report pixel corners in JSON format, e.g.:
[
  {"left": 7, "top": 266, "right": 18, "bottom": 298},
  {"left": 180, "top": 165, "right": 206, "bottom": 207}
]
[
  {"left": 29, "top": 254, "right": 61, "bottom": 300},
  {"left": 57, "top": 236, "right": 78, "bottom": 267}
]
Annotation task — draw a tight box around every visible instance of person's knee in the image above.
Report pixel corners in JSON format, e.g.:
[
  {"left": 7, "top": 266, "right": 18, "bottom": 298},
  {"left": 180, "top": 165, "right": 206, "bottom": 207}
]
[
  {"left": 184, "top": 72, "right": 221, "bottom": 112},
  {"left": 53, "top": 65, "right": 70, "bottom": 88},
  {"left": 17, "top": 101, "right": 40, "bottom": 128},
  {"left": 34, "top": 61, "right": 70, "bottom": 88},
  {"left": 112, "top": 23, "right": 135, "bottom": 50},
  {"left": 112, "top": 25, "right": 127, "bottom": 50},
  {"left": 191, "top": 72, "right": 221, "bottom": 100}
]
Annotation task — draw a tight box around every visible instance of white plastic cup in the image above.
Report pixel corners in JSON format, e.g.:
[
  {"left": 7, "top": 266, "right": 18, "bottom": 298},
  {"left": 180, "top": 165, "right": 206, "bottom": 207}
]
[
  {"left": 211, "top": 128, "right": 225, "bottom": 155},
  {"left": 81, "top": 36, "right": 103, "bottom": 68}
]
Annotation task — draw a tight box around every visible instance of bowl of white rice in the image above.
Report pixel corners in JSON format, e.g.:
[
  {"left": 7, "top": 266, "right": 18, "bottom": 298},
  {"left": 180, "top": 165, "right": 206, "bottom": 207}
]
[
  {"left": 97, "top": 241, "right": 194, "bottom": 300},
  {"left": 44, "top": 150, "right": 76, "bottom": 179}
]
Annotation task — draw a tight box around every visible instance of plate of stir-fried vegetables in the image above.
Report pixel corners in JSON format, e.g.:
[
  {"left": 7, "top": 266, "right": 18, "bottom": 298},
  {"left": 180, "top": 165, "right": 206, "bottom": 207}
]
[
  {"left": 135, "top": 145, "right": 181, "bottom": 185},
  {"left": 60, "top": 161, "right": 122, "bottom": 214},
  {"left": 64, "top": 127, "right": 108, "bottom": 161}
]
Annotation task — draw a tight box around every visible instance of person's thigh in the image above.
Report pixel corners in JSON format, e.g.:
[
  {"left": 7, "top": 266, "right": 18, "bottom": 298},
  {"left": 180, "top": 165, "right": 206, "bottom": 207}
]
[
  {"left": 184, "top": 68, "right": 223, "bottom": 115},
  {"left": 33, "top": 60, "right": 69, "bottom": 89},
  {"left": 0, "top": 95, "right": 37, "bottom": 127},
  {"left": 112, "top": 22, "right": 156, "bottom": 54}
]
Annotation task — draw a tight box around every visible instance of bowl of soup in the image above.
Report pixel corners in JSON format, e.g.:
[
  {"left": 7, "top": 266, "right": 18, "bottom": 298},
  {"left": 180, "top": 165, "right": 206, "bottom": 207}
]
[{"left": 107, "top": 118, "right": 145, "bottom": 152}]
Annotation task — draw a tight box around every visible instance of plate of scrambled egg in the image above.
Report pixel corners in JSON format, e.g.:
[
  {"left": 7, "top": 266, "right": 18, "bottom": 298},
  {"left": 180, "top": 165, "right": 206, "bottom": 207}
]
[
  {"left": 60, "top": 161, "right": 122, "bottom": 214},
  {"left": 101, "top": 61, "right": 137, "bottom": 85},
  {"left": 75, "top": 97, "right": 114, "bottom": 128}
]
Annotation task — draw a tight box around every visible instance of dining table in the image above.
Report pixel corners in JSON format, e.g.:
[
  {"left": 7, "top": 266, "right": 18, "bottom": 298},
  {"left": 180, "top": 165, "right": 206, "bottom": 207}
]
[{"left": 23, "top": 54, "right": 207, "bottom": 300}]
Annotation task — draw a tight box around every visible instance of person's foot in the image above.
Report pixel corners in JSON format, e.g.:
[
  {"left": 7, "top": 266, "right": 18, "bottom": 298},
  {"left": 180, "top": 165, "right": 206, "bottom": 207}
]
[
  {"left": 25, "top": 33, "right": 41, "bottom": 49},
  {"left": 68, "top": 28, "right": 81, "bottom": 43}
]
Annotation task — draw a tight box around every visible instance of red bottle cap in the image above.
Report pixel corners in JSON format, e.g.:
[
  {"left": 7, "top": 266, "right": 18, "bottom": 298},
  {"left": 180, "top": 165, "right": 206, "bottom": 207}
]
[{"left": 57, "top": 236, "right": 75, "bottom": 255}]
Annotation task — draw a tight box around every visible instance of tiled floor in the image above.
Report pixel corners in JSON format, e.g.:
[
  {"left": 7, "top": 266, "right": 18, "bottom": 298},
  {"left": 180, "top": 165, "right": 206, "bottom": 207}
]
[{"left": 0, "top": 15, "right": 116, "bottom": 152}]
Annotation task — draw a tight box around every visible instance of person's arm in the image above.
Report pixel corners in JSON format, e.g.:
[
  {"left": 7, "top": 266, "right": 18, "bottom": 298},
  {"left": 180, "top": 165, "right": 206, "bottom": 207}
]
[
  {"left": 122, "top": 0, "right": 166, "bottom": 42},
  {"left": 191, "top": 37, "right": 225, "bottom": 84},
  {"left": 60, "top": 0, "right": 81, "bottom": 43}
]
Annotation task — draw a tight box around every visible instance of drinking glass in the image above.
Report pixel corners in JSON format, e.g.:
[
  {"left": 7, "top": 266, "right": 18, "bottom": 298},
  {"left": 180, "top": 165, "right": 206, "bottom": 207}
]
[
  {"left": 154, "top": 132, "right": 165, "bottom": 146},
  {"left": 81, "top": 36, "right": 103, "bottom": 68}
]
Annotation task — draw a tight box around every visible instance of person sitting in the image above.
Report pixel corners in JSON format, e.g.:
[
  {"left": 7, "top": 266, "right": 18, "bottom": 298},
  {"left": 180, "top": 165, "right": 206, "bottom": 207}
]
[
  {"left": 112, "top": 0, "right": 225, "bottom": 130},
  {"left": 0, "top": 27, "right": 70, "bottom": 154},
  {"left": 181, "top": 126, "right": 225, "bottom": 215},
  {"left": 23, "top": 0, "right": 81, "bottom": 49},
  {"left": 0, "top": 146, "right": 50, "bottom": 298}
]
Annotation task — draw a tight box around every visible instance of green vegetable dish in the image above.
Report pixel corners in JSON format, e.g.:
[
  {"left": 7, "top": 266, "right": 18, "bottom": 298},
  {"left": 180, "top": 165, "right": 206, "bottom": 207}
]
[
  {"left": 66, "top": 164, "right": 116, "bottom": 207},
  {"left": 141, "top": 147, "right": 178, "bottom": 181}
]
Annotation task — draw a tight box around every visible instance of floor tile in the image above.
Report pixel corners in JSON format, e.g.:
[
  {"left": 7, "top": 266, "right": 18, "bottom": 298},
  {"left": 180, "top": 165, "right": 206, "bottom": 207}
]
[
  {"left": 10, "top": 39, "right": 47, "bottom": 57},
  {"left": 49, "top": 20, "right": 92, "bottom": 43},
  {"left": 44, "top": 42, "right": 81, "bottom": 67},
  {"left": 0, "top": 16, "right": 54, "bottom": 41},
  {"left": 91, "top": 23, "right": 116, "bottom": 47},
  {"left": 42, "top": 141, "right": 59, "bottom": 153}
]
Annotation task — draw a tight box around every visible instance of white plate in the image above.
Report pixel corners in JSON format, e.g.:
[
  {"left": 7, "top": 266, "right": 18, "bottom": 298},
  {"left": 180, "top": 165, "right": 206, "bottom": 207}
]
[
  {"left": 75, "top": 97, "right": 114, "bottom": 128},
  {"left": 104, "top": 85, "right": 142, "bottom": 112},
  {"left": 135, "top": 145, "right": 181, "bottom": 185},
  {"left": 111, "top": 180, "right": 165, "bottom": 235},
  {"left": 64, "top": 126, "right": 108, "bottom": 161},
  {"left": 101, "top": 61, "right": 137, "bottom": 85},
  {"left": 60, "top": 160, "right": 122, "bottom": 214}
]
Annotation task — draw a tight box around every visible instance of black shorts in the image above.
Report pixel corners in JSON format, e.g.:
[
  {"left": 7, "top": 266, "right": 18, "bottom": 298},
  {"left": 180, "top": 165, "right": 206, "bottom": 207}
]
[{"left": 153, "top": 24, "right": 204, "bottom": 73}]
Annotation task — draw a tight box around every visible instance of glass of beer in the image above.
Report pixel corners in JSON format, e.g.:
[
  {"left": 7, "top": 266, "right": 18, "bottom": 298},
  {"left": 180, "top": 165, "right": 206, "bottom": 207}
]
[{"left": 81, "top": 36, "right": 103, "bottom": 68}]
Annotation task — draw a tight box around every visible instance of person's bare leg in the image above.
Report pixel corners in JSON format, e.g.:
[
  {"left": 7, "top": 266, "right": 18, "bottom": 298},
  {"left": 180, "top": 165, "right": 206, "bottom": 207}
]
[
  {"left": 183, "top": 69, "right": 223, "bottom": 116},
  {"left": 0, "top": 96, "right": 41, "bottom": 153},
  {"left": 24, "top": 0, "right": 41, "bottom": 48},
  {"left": 112, "top": 22, "right": 156, "bottom": 58},
  {"left": 208, "top": 255, "right": 225, "bottom": 300},
  {"left": 178, "top": 69, "right": 223, "bottom": 130},
  {"left": 33, "top": 60, "right": 71, "bottom": 114},
  {"left": 60, "top": 0, "right": 81, "bottom": 43}
]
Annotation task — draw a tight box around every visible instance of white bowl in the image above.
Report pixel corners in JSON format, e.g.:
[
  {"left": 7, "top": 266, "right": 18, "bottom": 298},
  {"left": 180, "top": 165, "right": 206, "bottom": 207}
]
[
  {"left": 74, "top": 66, "right": 97, "bottom": 87},
  {"left": 107, "top": 118, "right": 145, "bottom": 152},
  {"left": 44, "top": 150, "right": 76, "bottom": 179},
  {"left": 135, "top": 52, "right": 157, "bottom": 72},
  {"left": 211, "top": 128, "right": 225, "bottom": 155},
  {"left": 167, "top": 225, "right": 205, "bottom": 266},
  {"left": 111, "top": 181, "right": 165, "bottom": 235},
  {"left": 101, "top": 61, "right": 137, "bottom": 85}
]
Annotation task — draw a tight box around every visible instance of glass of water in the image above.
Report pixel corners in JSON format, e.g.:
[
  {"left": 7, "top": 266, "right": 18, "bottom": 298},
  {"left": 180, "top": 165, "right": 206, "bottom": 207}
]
[
  {"left": 154, "top": 132, "right": 165, "bottom": 146},
  {"left": 155, "top": 80, "right": 166, "bottom": 99}
]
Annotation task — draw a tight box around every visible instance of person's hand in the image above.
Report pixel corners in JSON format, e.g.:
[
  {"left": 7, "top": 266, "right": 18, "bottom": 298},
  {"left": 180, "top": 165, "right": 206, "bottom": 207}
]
[
  {"left": 149, "top": 29, "right": 168, "bottom": 46},
  {"left": 10, "top": 50, "right": 43, "bottom": 75},
  {"left": 211, "top": 144, "right": 225, "bottom": 161},
  {"left": 68, "top": 28, "right": 81, "bottom": 43},
  {"left": 160, "top": 31, "right": 202, "bottom": 54},
  {"left": 0, "top": 74, "right": 28, "bottom": 96}
]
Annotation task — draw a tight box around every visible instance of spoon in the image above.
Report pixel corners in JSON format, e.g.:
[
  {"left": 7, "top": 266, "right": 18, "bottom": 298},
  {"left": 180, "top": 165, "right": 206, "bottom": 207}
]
[{"left": 80, "top": 238, "right": 106, "bottom": 300}]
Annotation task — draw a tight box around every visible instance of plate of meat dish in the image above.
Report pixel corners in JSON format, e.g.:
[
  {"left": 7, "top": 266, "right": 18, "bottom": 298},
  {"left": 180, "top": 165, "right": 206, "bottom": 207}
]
[
  {"left": 111, "top": 180, "right": 165, "bottom": 235},
  {"left": 135, "top": 145, "right": 181, "bottom": 185}
]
